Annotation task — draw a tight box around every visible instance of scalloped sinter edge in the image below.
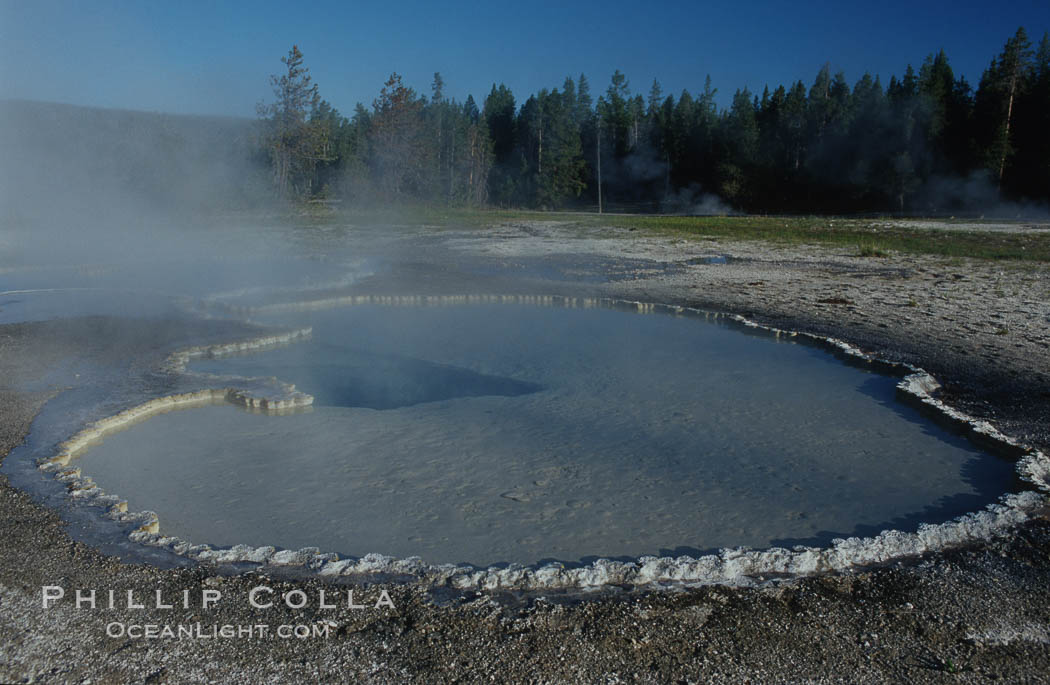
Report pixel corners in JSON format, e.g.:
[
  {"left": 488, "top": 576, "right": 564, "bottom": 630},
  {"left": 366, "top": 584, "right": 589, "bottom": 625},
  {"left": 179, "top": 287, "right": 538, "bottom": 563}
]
[
  {"left": 248, "top": 293, "right": 697, "bottom": 315},
  {"left": 163, "top": 327, "right": 314, "bottom": 374},
  {"left": 37, "top": 328, "right": 316, "bottom": 533},
  {"left": 36, "top": 296, "right": 1050, "bottom": 590}
]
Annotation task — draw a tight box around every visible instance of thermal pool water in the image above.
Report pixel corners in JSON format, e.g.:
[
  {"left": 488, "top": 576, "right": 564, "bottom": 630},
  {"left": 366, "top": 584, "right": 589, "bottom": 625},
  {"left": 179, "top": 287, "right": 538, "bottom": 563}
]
[{"left": 75, "top": 302, "right": 1015, "bottom": 566}]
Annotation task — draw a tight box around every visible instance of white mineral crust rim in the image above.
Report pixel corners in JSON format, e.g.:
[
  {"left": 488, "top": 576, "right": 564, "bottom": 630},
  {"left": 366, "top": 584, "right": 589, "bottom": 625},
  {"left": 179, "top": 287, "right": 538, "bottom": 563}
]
[{"left": 36, "top": 295, "right": 1050, "bottom": 591}]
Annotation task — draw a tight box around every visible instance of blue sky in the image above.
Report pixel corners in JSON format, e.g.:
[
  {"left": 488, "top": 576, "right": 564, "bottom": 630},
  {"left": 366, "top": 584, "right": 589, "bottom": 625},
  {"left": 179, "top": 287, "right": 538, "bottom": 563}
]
[{"left": 2, "top": 1, "right": 1048, "bottom": 118}]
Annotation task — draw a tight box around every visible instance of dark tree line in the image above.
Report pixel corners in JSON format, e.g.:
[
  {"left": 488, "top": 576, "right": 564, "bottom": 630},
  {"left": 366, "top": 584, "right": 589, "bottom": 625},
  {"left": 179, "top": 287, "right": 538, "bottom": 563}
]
[{"left": 259, "top": 29, "right": 1050, "bottom": 214}]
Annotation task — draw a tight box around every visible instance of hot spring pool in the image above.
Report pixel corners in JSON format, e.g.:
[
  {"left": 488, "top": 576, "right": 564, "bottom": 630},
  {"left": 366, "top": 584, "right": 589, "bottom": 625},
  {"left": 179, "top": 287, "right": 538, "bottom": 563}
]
[{"left": 74, "top": 300, "right": 1015, "bottom": 566}]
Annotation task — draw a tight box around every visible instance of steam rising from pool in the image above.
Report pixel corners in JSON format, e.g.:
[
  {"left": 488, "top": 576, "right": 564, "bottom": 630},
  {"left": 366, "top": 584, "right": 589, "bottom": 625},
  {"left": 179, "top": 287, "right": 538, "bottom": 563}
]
[{"left": 72, "top": 300, "right": 1019, "bottom": 568}]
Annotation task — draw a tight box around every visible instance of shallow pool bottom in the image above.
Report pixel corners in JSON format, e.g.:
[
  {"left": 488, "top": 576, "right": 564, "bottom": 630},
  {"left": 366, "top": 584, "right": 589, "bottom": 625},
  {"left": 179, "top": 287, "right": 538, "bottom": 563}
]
[{"left": 70, "top": 300, "right": 1022, "bottom": 568}]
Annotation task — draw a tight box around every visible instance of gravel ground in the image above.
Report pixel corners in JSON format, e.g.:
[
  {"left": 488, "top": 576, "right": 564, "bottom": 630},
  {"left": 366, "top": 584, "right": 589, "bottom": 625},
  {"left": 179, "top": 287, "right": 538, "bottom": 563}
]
[{"left": 1, "top": 220, "right": 1049, "bottom": 684}]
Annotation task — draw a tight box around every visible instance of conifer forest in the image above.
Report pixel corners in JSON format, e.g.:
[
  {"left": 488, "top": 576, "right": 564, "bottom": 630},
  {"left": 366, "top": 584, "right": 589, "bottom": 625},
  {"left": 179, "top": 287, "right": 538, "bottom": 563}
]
[{"left": 251, "top": 28, "right": 1050, "bottom": 214}]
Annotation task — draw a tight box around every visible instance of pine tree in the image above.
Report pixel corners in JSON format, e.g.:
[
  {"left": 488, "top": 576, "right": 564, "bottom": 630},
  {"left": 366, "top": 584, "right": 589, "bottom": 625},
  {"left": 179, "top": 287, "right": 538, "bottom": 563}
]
[
  {"left": 725, "top": 88, "right": 759, "bottom": 164},
  {"left": 975, "top": 27, "right": 1034, "bottom": 192},
  {"left": 599, "top": 70, "right": 632, "bottom": 158},
  {"left": 668, "top": 89, "right": 695, "bottom": 187},
  {"left": 575, "top": 74, "right": 598, "bottom": 206},
  {"left": 646, "top": 81, "right": 670, "bottom": 197},
  {"left": 1007, "top": 32, "right": 1050, "bottom": 201},
  {"left": 534, "top": 87, "right": 586, "bottom": 207},
  {"left": 648, "top": 79, "right": 664, "bottom": 117},
  {"left": 718, "top": 88, "right": 759, "bottom": 205},
  {"left": 807, "top": 64, "right": 833, "bottom": 143},
  {"left": 308, "top": 99, "right": 347, "bottom": 198},
  {"left": 576, "top": 73, "right": 593, "bottom": 123},
  {"left": 483, "top": 84, "right": 517, "bottom": 206},
  {"left": 257, "top": 45, "right": 326, "bottom": 200},
  {"left": 562, "top": 77, "right": 578, "bottom": 126},
  {"left": 339, "top": 103, "right": 374, "bottom": 202},
  {"left": 370, "top": 73, "right": 427, "bottom": 199},
  {"left": 942, "top": 75, "right": 976, "bottom": 177},
  {"left": 919, "top": 50, "right": 954, "bottom": 142},
  {"left": 782, "top": 81, "right": 807, "bottom": 173},
  {"left": 843, "top": 73, "right": 889, "bottom": 205},
  {"left": 462, "top": 95, "right": 492, "bottom": 205}
]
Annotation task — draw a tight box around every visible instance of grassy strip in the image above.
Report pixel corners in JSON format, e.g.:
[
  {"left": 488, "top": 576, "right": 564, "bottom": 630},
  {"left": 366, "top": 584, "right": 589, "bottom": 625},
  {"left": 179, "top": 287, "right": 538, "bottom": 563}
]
[
  {"left": 297, "top": 205, "right": 1050, "bottom": 262},
  {"left": 587, "top": 214, "right": 1050, "bottom": 262}
]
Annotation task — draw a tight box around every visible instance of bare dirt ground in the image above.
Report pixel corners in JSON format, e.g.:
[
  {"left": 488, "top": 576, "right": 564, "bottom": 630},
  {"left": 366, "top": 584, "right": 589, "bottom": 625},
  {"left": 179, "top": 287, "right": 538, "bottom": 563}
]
[{"left": 1, "top": 219, "right": 1049, "bottom": 683}]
